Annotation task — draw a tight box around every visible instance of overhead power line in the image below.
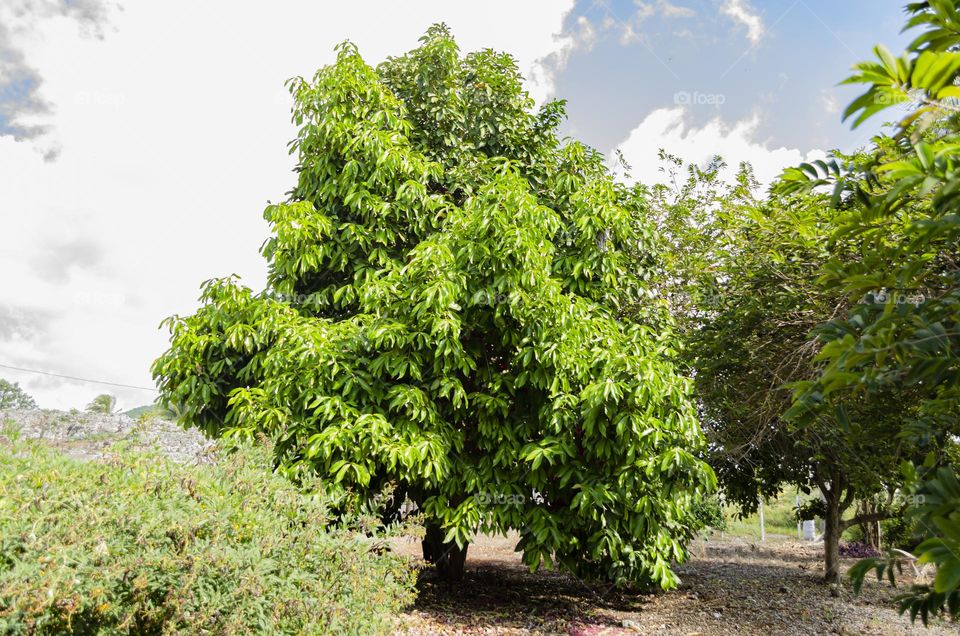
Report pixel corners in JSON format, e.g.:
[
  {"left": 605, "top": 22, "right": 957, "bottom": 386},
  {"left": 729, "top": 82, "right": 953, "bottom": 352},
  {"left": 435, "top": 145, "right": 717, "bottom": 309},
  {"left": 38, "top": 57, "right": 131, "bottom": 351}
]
[{"left": 0, "top": 362, "right": 159, "bottom": 392}]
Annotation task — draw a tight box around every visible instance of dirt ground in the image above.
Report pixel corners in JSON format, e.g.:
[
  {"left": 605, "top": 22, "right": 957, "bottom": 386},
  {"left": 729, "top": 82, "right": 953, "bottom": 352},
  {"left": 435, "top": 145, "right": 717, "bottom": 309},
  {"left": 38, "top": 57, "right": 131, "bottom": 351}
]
[{"left": 391, "top": 533, "right": 960, "bottom": 636}]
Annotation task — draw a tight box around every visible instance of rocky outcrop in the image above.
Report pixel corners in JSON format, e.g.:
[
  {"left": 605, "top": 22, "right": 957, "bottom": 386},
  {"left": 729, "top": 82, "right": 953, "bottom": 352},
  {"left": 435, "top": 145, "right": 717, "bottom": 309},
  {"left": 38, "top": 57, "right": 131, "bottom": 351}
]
[{"left": 0, "top": 408, "right": 212, "bottom": 463}]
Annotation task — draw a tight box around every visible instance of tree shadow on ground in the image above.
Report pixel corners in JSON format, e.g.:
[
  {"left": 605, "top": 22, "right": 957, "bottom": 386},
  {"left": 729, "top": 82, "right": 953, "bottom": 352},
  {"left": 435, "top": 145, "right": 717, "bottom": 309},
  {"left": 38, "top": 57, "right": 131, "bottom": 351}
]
[
  {"left": 402, "top": 539, "right": 952, "bottom": 635},
  {"left": 411, "top": 562, "right": 647, "bottom": 634}
]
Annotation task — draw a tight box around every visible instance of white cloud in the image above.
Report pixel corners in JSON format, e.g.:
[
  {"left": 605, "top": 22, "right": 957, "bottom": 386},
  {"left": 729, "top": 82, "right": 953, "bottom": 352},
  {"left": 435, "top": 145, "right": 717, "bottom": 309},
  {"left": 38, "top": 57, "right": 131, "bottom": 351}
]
[
  {"left": 819, "top": 89, "right": 841, "bottom": 115},
  {"left": 615, "top": 1, "right": 694, "bottom": 46},
  {"left": 634, "top": 0, "right": 694, "bottom": 19},
  {"left": 620, "top": 22, "right": 640, "bottom": 45},
  {"left": 657, "top": 1, "right": 696, "bottom": 19},
  {"left": 529, "top": 13, "right": 595, "bottom": 98},
  {"left": 0, "top": 0, "right": 117, "bottom": 158},
  {"left": 721, "top": 0, "right": 764, "bottom": 47},
  {"left": 613, "top": 106, "right": 826, "bottom": 190},
  {"left": 0, "top": 0, "right": 576, "bottom": 410},
  {"left": 633, "top": 2, "right": 657, "bottom": 19}
]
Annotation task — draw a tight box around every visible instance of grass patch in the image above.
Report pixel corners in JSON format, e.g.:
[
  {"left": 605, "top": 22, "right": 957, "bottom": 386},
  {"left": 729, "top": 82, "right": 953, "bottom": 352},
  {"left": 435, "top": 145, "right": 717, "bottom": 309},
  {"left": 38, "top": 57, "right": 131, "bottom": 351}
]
[{"left": 722, "top": 491, "right": 816, "bottom": 540}]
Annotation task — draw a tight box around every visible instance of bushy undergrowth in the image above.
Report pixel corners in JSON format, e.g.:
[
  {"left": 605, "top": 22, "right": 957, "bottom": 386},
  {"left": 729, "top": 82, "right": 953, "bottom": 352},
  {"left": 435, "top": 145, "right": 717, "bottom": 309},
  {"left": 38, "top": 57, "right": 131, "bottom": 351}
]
[
  {"left": 845, "top": 515, "right": 925, "bottom": 552},
  {"left": 0, "top": 434, "right": 416, "bottom": 635},
  {"left": 691, "top": 495, "right": 727, "bottom": 532}
]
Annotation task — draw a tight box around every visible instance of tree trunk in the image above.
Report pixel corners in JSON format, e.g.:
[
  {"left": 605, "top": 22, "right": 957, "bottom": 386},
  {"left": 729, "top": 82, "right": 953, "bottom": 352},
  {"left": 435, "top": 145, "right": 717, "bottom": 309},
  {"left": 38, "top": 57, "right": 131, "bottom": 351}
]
[
  {"left": 859, "top": 503, "right": 881, "bottom": 550},
  {"left": 823, "top": 493, "right": 842, "bottom": 584},
  {"left": 819, "top": 472, "right": 852, "bottom": 585},
  {"left": 422, "top": 523, "right": 468, "bottom": 581}
]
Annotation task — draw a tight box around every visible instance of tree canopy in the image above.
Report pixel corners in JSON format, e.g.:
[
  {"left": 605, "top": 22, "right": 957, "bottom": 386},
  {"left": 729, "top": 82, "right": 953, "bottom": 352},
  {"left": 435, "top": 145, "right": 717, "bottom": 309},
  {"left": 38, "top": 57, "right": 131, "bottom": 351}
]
[
  {"left": 647, "top": 152, "right": 932, "bottom": 583},
  {"left": 0, "top": 379, "right": 37, "bottom": 410},
  {"left": 153, "top": 26, "right": 715, "bottom": 588}
]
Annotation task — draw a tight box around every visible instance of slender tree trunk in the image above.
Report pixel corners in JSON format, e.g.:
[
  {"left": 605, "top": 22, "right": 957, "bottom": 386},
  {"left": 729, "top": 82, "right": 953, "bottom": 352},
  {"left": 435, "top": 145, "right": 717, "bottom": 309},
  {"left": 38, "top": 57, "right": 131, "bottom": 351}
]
[
  {"left": 819, "top": 476, "right": 893, "bottom": 583},
  {"left": 823, "top": 492, "right": 842, "bottom": 584},
  {"left": 422, "top": 523, "right": 468, "bottom": 581},
  {"left": 859, "top": 501, "right": 881, "bottom": 550},
  {"left": 819, "top": 471, "right": 853, "bottom": 585}
]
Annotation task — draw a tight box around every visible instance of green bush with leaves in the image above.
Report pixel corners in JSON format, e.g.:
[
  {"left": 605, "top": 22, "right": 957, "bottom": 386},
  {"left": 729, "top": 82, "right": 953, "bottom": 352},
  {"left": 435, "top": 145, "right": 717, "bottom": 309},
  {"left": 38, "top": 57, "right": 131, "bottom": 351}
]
[
  {"left": 152, "top": 25, "right": 714, "bottom": 588},
  {"left": 0, "top": 436, "right": 415, "bottom": 635},
  {"left": 690, "top": 494, "right": 726, "bottom": 533}
]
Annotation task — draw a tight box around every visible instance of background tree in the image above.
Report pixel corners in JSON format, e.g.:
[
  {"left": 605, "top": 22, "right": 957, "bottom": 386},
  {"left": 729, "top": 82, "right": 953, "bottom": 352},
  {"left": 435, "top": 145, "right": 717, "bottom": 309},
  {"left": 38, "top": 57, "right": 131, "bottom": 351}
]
[
  {"left": 153, "top": 26, "right": 715, "bottom": 588},
  {"left": 85, "top": 394, "right": 118, "bottom": 415},
  {"left": 0, "top": 378, "right": 38, "bottom": 410},
  {"left": 781, "top": 0, "right": 960, "bottom": 619},
  {"left": 652, "top": 155, "right": 925, "bottom": 583}
]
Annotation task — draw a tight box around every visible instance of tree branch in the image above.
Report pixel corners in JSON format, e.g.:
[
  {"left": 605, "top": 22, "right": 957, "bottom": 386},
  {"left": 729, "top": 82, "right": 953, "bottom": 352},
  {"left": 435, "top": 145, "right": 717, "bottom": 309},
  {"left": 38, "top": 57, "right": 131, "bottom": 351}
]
[
  {"left": 839, "top": 510, "right": 895, "bottom": 532},
  {"left": 841, "top": 485, "right": 855, "bottom": 512}
]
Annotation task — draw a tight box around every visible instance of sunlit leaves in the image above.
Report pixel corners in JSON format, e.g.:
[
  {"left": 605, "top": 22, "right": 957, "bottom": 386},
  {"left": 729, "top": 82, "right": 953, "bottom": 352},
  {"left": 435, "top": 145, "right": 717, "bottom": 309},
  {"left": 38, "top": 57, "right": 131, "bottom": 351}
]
[{"left": 152, "top": 25, "right": 713, "bottom": 589}]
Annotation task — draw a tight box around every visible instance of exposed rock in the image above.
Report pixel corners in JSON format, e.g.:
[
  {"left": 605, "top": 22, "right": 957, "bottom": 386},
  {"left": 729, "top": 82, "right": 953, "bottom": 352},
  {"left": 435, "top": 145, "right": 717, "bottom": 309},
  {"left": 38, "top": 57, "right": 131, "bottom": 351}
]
[{"left": 0, "top": 408, "right": 212, "bottom": 463}]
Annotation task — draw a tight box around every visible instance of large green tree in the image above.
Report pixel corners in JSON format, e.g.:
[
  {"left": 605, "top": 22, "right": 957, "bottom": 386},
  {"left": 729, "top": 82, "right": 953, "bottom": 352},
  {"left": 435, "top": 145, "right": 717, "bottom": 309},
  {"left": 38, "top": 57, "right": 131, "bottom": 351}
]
[
  {"left": 153, "top": 26, "right": 714, "bottom": 588},
  {"left": 650, "top": 156, "right": 923, "bottom": 583}
]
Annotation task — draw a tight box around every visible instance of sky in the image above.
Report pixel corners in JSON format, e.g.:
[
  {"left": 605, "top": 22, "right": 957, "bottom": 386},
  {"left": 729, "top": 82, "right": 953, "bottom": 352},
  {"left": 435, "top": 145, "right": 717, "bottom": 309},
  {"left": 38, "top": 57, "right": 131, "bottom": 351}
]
[{"left": 0, "top": 0, "right": 913, "bottom": 410}]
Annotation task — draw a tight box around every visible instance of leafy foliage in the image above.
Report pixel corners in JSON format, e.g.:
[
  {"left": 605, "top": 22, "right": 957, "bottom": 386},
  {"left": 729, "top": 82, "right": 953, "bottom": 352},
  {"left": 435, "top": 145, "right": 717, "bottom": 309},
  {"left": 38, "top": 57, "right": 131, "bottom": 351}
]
[
  {"left": 777, "top": 0, "right": 960, "bottom": 619},
  {"left": 152, "top": 26, "right": 714, "bottom": 588},
  {"left": 650, "top": 153, "right": 919, "bottom": 581},
  {"left": 0, "top": 436, "right": 415, "bottom": 635},
  {"left": 690, "top": 494, "right": 727, "bottom": 532},
  {"left": 0, "top": 379, "right": 36, "bottom": 410},
  {"left": 783, "top": 1, "right": 960, "bottom": 432},
  {"left": 849, "top": 467, "right": 960, "bottom": 625}
]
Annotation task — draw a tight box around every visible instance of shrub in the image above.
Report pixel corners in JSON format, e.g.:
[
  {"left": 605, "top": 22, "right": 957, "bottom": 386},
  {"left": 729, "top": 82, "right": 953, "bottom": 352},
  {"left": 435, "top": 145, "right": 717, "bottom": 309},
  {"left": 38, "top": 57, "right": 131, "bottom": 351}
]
[
  {"left": 0, "top": 436, "right": 415, "bottom": 635},
  {"left": 691, "top": 495, "right": 726, "bottom": 532}
]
